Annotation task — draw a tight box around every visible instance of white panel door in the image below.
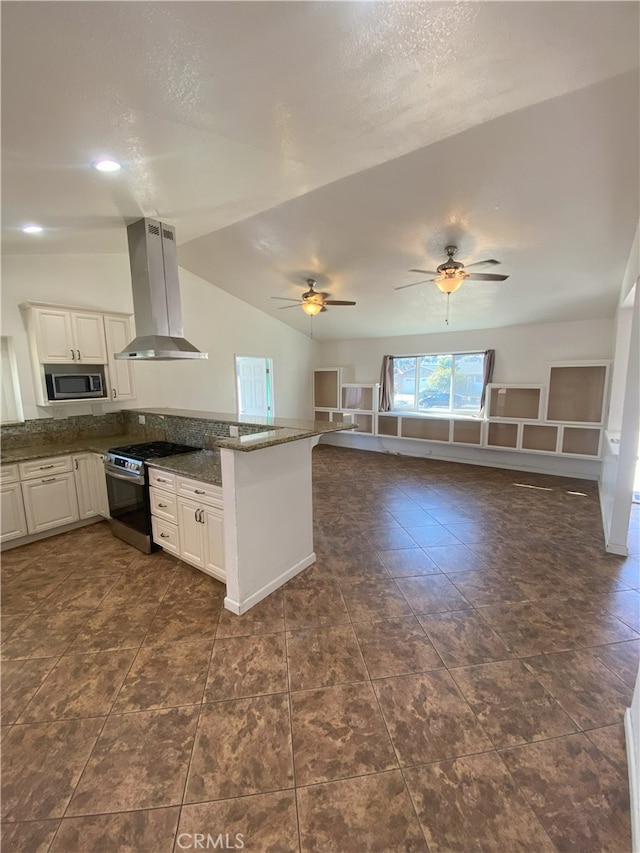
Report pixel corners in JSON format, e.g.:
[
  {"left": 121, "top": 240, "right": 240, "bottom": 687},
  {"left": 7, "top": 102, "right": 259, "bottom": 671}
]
[
  {"left": 177, "top": 497, "right": 205, "bottom": 568},
  {"left": 104, "top": 315, "right": 136, "bottom": 400},
  {"left": 203, "top": 505, "right": 225, "bottom": 581},
  {"left": 235, "top": 356, "right": 272, "bottom": 417},
  {"left": 1, "top": 482, "right": 27, "bottom": 542},
  {"left": 22, "top": 473, "right": 80, "bottom": 534},
  {"left": 35, "top": 309, "right": 74, "bottom": 362},
  {"left": 71, "top": 312, "right": 107, "bottom": 363}
]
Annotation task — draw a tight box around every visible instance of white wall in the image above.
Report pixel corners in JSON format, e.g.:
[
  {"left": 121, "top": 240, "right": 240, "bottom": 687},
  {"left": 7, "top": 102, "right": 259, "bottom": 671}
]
[
  {"left": 316, "top": 318, "right": 615, "bottom": 479},
  {"left": 1, "top": 254, "right": 316, "bottom": 422},
  {"left": 315, "top": 319, "right": 615, "bottom": 385},
  {"left": 600, "top": 222, "right": 639, "bottom": 554}
]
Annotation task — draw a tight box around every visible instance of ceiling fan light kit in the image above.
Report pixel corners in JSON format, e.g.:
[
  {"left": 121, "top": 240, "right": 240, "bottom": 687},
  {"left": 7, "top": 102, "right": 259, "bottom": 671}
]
[{"left": 271, "top": 277, "right": 356, "bottom": 316}]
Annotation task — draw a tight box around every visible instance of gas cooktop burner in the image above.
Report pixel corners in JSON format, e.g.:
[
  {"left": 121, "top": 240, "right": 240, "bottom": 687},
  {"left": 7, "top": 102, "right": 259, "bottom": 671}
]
[{"left": 107, "top": 441, "right": 197, "bottom": 461}]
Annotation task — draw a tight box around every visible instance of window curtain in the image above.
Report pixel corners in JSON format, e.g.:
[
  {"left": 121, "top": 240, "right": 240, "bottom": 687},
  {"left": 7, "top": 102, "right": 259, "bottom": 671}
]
[
  {"left": 379, "top": 355, "right": 394, "bottom": 411},
  {"left": 479, "top": 349, "right": 495, "bottom": 411}
]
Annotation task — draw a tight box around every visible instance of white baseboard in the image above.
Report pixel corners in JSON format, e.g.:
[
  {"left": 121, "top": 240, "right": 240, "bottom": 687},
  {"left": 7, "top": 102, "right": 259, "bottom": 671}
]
[
  {"left": 598, "top": 480, "right": 631, "bottom": 556},
  {"left": 626, "top": 707, "right": 640, "bottom": 853},
  {"left": 224, "top": 552, "right": 316, "bottom": 615}
]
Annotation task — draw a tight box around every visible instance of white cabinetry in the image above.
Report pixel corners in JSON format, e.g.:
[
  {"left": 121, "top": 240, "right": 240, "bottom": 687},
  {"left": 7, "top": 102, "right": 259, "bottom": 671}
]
[
  {"left": 1, "top": 465, "right": 27, "bottom": 543},
  {"left": 22, "top": 471, "right": 80, "bottom": 534},
  {"left": 29, "top": 306, "right": 107, "bottom": 364},
  {"left": 149, "top": 468, "right": 226, "bottom": 582},
  {"left": 73, "top": 453, "right": 110, "bottom": 520},
  {"left": 104, "top": 315, "right": 136, "bottom": 401}
]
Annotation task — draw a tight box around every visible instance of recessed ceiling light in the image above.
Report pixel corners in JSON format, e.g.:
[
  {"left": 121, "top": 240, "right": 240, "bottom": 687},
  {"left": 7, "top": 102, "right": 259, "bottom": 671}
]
[
  {"left": 22, "top": 224, "right": 43, "bottom": 234},
  {"left": 92, "top": 159, "right": 121, "bottom": 172}
]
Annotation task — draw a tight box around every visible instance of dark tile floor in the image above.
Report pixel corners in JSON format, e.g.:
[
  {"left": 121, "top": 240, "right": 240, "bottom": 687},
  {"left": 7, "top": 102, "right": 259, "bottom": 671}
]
[{"left": 1, "top": 445, "right": 639, "bottom": 852}]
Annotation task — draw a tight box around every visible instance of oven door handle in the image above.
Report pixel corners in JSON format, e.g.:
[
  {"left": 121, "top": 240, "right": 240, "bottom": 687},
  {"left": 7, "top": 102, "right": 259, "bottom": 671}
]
[{"left": 105, "top": 467, "right": 145, "bottom": 485}]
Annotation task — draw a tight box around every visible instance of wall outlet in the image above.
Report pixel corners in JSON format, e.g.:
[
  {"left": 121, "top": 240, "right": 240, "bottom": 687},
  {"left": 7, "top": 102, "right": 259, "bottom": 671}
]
[
  {"left": 138, "top": 415, "right": 146, "bottom": 424},
  {"left": 229, "top": 425, "right": 239, "bottom": 437}
]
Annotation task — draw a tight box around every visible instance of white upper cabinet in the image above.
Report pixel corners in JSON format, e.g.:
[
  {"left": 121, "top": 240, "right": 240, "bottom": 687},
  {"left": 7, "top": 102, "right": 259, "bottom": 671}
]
[
  {"left": 104, "top": 314, "right": 136, "bottom": 401},
  {"left": 30, "top": 306, "right": 107, "bottom": 364},
  {"left": 70, "top": 312, "right": 108, "bottom": 363},
  {"left": 34, "top": 308, "right": 75, "bottom": 362}
]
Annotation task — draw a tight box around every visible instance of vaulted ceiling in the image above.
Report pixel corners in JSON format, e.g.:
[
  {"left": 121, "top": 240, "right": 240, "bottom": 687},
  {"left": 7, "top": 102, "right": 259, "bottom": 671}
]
[{"left": 2, "top": 1, "right": 638, "bottom": 339}]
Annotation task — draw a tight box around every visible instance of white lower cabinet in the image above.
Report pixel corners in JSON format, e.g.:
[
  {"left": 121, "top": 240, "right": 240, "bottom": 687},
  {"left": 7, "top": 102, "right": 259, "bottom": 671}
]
[
  {"left": 22, "top": 472, "right": 80, "bottom": 534},
  {"left": 73, "top": 453, "right": 110, "bottom": 520},
  {"left": 202, "top": 504, "right": 225, "bottom": 578},
  {"left": 92, "top": 454, "right": 110, "bottom": 518},
  {"left": 1, "top": 482, "right": 28, "bottom": 542},
  {"left": 149, "top": 469, "right": 226, "bottom": 583}
]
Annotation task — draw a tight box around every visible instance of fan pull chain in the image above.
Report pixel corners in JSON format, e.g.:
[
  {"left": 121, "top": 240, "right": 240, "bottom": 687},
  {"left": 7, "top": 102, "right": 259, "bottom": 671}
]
[{"left": 445, "top": 293, "right": 450, "bottom": 325}]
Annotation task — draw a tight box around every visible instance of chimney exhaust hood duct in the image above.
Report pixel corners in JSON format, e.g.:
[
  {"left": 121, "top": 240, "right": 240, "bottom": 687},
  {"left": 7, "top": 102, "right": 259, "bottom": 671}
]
[{"left": 115, "top": 217, "right": 208, "bottom": 361}]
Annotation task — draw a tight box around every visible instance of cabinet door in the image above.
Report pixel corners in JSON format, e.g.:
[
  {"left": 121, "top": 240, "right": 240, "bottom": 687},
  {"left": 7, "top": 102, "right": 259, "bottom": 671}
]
[
  {"left": 92, "top": 454, "right": 110, "bottom": 518},
  {"left": 1, "top": 482, "right": 28, "bottom": 542},
  {"left": 177, "top": 497, "right": 205, "bottom": 568},
  {"left": 73, "top": 454, "right": 99, "bottom": 519},
  {"left": 71, "top": 312, "right": 107, "bottom": 363},
  {"left": 35, "top": 309, "right": 74, "bottom": 362},
  {"left": 22, "top": 473, "right": 80, "bottom": 534},
  {"left": 203, "top": 505, "right": 225, "bottom": 581},
  {"left": 104, "top": 315, "right": 136, "bottom": 400}
]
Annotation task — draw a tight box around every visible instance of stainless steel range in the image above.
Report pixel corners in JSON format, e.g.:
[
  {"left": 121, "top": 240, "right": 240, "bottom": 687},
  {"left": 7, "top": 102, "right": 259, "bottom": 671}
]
[{"left": 104, "top": 441, "right": 196, "bottom": 553}]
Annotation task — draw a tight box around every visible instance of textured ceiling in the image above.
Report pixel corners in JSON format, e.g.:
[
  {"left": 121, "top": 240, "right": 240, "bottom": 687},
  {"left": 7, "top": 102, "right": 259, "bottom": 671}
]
[{"left": 2, "top": 1, "right": 639, "bottom": 339}]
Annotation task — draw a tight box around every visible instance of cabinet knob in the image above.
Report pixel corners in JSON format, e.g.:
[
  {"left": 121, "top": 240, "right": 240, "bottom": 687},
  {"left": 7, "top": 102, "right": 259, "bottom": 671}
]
[
  {"left": 195, "top": 489, "right": 205, "bottom": 495},
  {"left": 160, "top": 533, "right": 169, "bottom": 539},
  {"left": 71, "top": 349, "right": 75, "bottom": 360},
  {"left": 77, "top": 350, "right": 81, "bottom": 360},
  {"left": 112, "top": 388, "right": 117, "bottom": 398},
  {"left": 157, "top": 477, "right": 168, "bottom": 483},
  {"left": 74, "top": 459, "right": 78, "bottom": 470},
  {"left": 158, "top": 503, "right": 167, "bottom": 508}
]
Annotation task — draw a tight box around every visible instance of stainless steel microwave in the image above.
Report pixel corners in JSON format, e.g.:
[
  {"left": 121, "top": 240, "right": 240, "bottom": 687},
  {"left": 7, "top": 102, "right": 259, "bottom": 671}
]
[{"left": 45, "top": 371, "right": 106, "bottom": 400}]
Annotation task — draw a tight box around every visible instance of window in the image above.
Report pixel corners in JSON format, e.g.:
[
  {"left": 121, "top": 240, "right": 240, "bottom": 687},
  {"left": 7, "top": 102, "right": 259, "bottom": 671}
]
[
  {"left": 1, "top": 336, "right": 24, "bottom": 423},
  {"left": 392, "top": 352, "right": 484, "bottom": 415}
]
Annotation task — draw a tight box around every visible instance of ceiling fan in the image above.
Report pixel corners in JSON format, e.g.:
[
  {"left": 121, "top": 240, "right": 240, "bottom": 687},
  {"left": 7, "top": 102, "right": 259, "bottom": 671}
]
[
  {"left": 396, "top": 245, "right": 509, "bottom": 294},
  {"left": 271, "top": 278, "right": 356, "bottom": 316}
]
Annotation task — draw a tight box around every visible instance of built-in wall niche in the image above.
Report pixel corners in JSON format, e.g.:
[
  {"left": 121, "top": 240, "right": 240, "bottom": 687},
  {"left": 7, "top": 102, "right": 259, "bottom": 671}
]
[
  {"left": 522, "top": 424, "right": 558, "bottom": 453},
  {"left": 486, "top": 422, "right": 519, "bottom": 449},
  {"left": 341, "top": 384, "right": 375, "bottom": 411},
  {"left": 452, "top": 420, "right": 483, "bottom": 445},
  {"left": 401, "top": 417, "right": 450, "bottom": 442},
  {"left": 378, "top": 415, "right": 399, "bottom": 437},
  {"left": 313, "top": 368, "right": 342, "bottom": 409},
  {"left": 546, "top": 364, "right": 608, "bottom": 424},
  {"left": 314, "top": 410, "right": 331, "bottom": 422},
  {"left": 488, "top": 386, "right": 542, "bottom": 420},
  {"left": 561, "top": 427, "right": 601, "bottom": 456}
]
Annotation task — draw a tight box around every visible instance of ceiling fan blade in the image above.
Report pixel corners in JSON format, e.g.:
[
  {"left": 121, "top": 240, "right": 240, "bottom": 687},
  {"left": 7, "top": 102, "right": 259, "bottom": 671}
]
[
  {"left": 464, "top": 259, "right": 501, "bottom": 269},
  {"left": 323, "top": 300, "right": 356, "bottom": 306},
  {"left": 409, "top": 268, "right": 439, "bottom": 276},
  {"left": 277, "top": 304, "right": 303, "bottom": 309},
  {"left": 465, "top": 273, "right": 510, "bottom": 281},
  {"left": 271, "top": 296, "right": 301, "bottom": 302},
  {"left": 395, "top": 278, "right": 434, "bottom": 290}
]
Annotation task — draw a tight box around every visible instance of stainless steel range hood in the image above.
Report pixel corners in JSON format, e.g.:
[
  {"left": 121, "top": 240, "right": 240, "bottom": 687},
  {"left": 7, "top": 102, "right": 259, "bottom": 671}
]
[{"left": 115, "top": 217, "right": 208, "bottom": 360}]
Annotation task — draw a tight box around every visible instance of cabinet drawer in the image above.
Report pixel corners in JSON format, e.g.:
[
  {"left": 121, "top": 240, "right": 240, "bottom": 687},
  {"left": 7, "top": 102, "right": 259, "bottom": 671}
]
[
  {"left": 150, "top": 487, "right": 178, "bottom": 523},
  {"left": 176, "top": 476, "right": 222, "bottom": 508},
  {"left": 0, "top": 464, "right": 20, "bottom": 484},
  {"left": 152, "top": 517, "right": 179, "bottom": 555},
  {"left": 19, "top": 456, "right": 72, "bottom": 480},
  {"left": 148, "top": 468, "right": 177, "bottom": 492}
]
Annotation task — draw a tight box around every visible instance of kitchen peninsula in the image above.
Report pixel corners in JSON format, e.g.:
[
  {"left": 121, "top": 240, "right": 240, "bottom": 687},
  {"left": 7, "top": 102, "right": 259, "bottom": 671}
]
[
  {"left": 133, "top": 408, "right": 356, "bottom": 614},
  {"left": 1, "top": 408, "right": 355, "bottom": 615}
]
